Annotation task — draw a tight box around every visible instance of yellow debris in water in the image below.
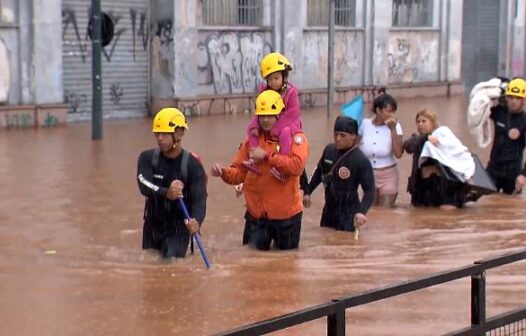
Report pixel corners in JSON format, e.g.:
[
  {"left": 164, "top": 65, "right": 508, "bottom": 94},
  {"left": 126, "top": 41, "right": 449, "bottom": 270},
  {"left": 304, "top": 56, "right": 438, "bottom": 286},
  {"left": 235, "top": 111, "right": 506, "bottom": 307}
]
[{"left": 45, "top": 250, "right": 57, "bottom": 255}]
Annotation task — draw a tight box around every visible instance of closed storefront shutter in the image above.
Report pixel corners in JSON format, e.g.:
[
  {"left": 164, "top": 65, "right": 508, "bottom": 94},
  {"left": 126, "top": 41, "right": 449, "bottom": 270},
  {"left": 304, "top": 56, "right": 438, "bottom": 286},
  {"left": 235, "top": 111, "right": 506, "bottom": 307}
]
[
  {"left": 62, "top": 0, "right": 149, "bottom": 120},
  {"left": 461, "top": 0, "right": 500, "bottom": 93}
]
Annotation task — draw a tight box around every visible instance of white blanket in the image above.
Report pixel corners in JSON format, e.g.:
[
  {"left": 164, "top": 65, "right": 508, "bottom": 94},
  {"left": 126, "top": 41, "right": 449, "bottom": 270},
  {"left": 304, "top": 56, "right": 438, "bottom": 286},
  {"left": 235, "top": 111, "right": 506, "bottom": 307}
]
[
  {"left": 419, "top": 126, "right": 475, "bottom": 181},
  {"left": 466, "top": 78, "right": 503, "bottom": 148}
]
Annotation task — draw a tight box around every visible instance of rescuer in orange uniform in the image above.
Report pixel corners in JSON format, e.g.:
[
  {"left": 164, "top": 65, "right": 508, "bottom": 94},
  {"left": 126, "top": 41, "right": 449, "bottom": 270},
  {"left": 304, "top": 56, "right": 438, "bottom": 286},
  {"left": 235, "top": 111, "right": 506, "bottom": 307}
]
[{"left": 210, "top": 90, "right": 308, "bottom": 250}]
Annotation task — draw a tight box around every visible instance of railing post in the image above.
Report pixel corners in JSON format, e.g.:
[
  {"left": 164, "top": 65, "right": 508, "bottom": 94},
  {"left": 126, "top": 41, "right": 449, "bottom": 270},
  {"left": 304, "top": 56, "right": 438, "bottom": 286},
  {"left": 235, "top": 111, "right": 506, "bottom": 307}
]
[
  {"left": 327, "top": 300, "right": 345, "bottom": 336},
  {"left": 471, "top": 261, "right": 486, "bottom": 335}
]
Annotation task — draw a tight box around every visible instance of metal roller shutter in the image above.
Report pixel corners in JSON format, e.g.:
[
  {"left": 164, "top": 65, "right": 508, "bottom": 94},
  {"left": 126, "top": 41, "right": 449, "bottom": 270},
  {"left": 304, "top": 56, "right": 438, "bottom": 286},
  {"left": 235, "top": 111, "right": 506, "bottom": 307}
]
[
  {"left": 62, "top": 0, "right": 149, "bottom": 120},
  {"left": 461, "top": 0, "right": 500, "bottom": 93}
]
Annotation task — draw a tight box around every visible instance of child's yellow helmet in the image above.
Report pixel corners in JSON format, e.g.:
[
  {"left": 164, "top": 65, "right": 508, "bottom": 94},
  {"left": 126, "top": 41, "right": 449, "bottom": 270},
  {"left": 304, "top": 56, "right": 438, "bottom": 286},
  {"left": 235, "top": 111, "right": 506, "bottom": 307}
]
[
  {"left": 152, "top": 108, "right": 188, "bottom": 133},
  {"left": 260, "top": 52, "right": 293, "bottom": 79},
  {"left": 254, "top": 90, "right": 285, "bottom": 116},
  {"left": 505, "top": 78, "right": 526, "bottom": 98}
]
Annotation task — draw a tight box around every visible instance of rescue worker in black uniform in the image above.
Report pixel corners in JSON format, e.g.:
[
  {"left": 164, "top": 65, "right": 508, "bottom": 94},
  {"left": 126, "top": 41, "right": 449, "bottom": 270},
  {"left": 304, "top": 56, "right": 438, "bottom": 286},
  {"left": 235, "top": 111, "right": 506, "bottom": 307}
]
[
  {"left": 137, "top": 108, "right": 207, "bottom": 258},
  {"left": 486, "top": 78, "right": 526, "bottom": 194},
  {"left": 302, "top": 116, "right": 375, "bottom": 232}
]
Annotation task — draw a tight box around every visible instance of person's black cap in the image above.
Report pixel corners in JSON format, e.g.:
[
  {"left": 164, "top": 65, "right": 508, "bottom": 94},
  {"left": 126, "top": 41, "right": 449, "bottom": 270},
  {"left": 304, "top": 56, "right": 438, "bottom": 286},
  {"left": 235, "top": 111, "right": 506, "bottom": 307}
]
[{"left": 334, "top": 116, "right": 358, "bottom": 135}]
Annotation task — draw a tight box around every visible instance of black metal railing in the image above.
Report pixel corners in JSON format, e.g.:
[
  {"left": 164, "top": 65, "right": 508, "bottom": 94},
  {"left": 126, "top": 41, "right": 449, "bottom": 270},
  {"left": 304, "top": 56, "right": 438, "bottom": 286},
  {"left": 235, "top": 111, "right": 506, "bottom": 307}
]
[{"left": 217, "top": 249, "right": 526, "bottom": 336}]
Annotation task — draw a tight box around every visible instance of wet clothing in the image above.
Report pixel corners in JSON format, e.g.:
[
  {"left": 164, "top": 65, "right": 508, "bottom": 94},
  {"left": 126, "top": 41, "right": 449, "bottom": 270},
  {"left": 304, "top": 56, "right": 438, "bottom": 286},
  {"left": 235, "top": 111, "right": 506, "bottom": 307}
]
[
  {"left": 220, "top": 131, "right": 308, "bottom": 250},
  {"left": 359, "top": 118, "right": 403, "bottom": 169},
  {"left": 466, "top": 77, "right": 504, "bottom": 147},
  {"left": 487, "top": 105, "right": 526, "bottom": 194},
  {"left": 404, "top": 134, "right": 466, "bottom": 208},
  {"left": 420, "top": 126, "right": 475, "bottom": 181},
  {"left": 373, "top": 165, "right": 399, "bottom": 195},
  {"left": 243, "top": 212, "right": 302, "bottom": 250},
  {"left": 306, "top": 144, "right": 375, "bottom": 232},
  {"left": 359, "top": 118, "right": 403, "bottom": 197},
  {"left": 137, "top": 149, "right": 207, "bottom": 258},
  {"left": 247, "top": 83, "right": 302, "bottom": 154},
  {"left": 413, "top": 173, "right": 466, "bottom": 208},
  {"left": 404, "top": 133, "right": 428, "bottom": 199}
]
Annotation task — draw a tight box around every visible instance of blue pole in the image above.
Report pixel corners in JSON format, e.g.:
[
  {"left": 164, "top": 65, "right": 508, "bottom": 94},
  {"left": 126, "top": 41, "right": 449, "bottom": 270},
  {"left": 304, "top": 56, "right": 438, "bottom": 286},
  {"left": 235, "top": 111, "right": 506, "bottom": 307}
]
[{"left": 177, "top": 198, "right": 211, "bottom": 269}]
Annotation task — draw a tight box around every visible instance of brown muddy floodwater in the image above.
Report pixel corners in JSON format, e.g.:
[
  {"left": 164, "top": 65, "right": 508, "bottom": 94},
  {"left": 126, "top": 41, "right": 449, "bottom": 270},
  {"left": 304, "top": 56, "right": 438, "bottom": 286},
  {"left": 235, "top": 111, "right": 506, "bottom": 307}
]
[{"left": 0, "top": 95, "right": 525, "bottom": 336}]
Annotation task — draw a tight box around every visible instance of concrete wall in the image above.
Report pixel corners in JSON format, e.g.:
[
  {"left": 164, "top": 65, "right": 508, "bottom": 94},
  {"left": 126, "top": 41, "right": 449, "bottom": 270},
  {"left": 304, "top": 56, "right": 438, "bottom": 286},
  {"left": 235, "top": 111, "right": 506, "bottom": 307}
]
[
  {"left": 446, "top": 0, "right": 463, "bottom": 81},
  {"left": 511, "top": 0, "right": 525, "bottom": 77},
  {"left": 0, "top": 0, "right": 63, "bottom": 106},
  {"left": 0, "top": 0, "right": 17, "bottom": 104},
  {"left": 196, "top": 30, "right": 273, "bottom": 95},
  {"left": 150, "top": 0, "right": 175, "bottom": 100},
  {"left": 302, "top": 30, "right": 364, "bottom": 88},
  {"left": 173, "top": 0, "right": 198, "bottom": 97},
  {"left": 387, "top": 31, "right": 440, "bottom": 83},
  {"left": 32, "top": 0, "right": 63, "bottom": 104},
  {"left": 495, "top": 0, "right": 526, "bottom": 79},
  {"left": 166, "top": 0, "right": 470, "bottom": 113},
  {"left": 372, "top": 0, "right": 393, "bottom": 85}
]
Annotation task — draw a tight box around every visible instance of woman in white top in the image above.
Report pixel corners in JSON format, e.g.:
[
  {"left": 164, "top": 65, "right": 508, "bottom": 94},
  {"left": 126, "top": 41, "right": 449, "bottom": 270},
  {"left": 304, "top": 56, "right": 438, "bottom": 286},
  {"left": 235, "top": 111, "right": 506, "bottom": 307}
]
[{"left": 359, "top": 93, "right": 404, "bottom": 207}]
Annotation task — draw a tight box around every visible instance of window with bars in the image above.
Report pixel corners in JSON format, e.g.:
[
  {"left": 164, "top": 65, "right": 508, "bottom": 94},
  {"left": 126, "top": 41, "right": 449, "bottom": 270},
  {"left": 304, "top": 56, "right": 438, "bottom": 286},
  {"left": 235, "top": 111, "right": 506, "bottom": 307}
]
[
  {"left": 202, "top": 0, "right": 262, "bottom": 26},
  {"left": 392, "top": 0, "right": 433, "bottom": 27},
  {"left": 307, "top": 0, "right": 356, "bottom": 27}
]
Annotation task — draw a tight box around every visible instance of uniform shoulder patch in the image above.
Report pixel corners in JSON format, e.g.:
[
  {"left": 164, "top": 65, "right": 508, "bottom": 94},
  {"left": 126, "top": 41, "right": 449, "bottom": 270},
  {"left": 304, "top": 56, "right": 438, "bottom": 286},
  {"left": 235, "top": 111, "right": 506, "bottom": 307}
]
[{"left": 294, "top": 135, "right": 304, "bottom": 145}]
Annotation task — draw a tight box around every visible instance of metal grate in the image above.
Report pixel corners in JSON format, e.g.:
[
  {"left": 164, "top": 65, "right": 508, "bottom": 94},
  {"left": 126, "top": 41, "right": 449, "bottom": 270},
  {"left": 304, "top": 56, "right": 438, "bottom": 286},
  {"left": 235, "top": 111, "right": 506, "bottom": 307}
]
[
  {"left": 202, "top": 0, "right": 262, "bottom": 26},
  {"left": 488, "top": 319, "right": 526, "bottom": 336},
  {"left": 307, "top": 0, "right": 356, "bottom": 27},
  {"left": 392, "top": 0, "right": 433, "bottom": 27}
]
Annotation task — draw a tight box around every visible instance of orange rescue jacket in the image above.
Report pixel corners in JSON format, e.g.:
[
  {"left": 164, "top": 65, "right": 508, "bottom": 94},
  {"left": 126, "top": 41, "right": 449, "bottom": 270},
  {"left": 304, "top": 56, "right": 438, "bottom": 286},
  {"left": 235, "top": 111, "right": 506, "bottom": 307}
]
[{"left": 221, "top": 131, "right": 308, "bottom": 220}]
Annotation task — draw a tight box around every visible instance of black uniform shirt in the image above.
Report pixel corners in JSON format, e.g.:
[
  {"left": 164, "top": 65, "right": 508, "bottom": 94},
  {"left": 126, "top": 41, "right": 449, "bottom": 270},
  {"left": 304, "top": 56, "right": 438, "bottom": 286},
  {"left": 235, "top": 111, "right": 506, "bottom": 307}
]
[
  {"left": 489, "top": 105, "right": 526, "bottom": 170},
  {"left": 307, "top": 144, "right": 375, "bottom": 214},
  {"left": 137, "top": 149, "right": 207, "bottom": 227}
]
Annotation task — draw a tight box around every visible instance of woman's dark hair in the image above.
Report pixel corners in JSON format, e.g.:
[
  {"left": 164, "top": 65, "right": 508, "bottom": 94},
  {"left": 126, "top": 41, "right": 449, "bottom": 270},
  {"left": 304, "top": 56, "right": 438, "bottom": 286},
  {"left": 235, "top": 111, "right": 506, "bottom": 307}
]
[{"left": 372, "top": 94, "right": 397, "bottom": 114}]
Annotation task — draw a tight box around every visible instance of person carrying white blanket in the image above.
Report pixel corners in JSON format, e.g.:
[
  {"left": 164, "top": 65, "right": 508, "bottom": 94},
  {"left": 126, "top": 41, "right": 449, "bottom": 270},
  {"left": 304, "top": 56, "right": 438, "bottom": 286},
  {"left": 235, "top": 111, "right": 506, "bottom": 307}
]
[
  {"left": 419, "top": 126, "right": 475, "bottom": 182},
  {"left": 466, "top": 77, "right": 505, "bottom": 148}
]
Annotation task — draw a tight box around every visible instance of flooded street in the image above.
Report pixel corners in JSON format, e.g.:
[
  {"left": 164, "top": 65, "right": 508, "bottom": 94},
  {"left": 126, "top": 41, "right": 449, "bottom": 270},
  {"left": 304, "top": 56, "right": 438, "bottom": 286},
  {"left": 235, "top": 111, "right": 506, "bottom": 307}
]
[{"left": 1, "top": 95, "right": 525, "bottom": 335}]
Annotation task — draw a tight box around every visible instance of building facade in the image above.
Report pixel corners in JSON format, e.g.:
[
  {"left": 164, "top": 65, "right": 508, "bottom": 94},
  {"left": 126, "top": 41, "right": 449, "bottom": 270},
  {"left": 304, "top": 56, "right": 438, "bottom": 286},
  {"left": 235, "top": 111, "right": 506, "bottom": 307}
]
[{"left": 0, "top": 0, "right": 524, "bottom": 124}]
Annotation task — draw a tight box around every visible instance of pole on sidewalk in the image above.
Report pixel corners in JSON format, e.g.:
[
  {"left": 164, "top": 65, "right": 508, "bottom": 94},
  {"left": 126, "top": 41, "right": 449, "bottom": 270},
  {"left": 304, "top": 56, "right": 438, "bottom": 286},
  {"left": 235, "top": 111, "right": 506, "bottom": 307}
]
[
  {"left": 327, "top": 0, "right": 335, "bottom": 119},
  {"left": 91, "top": 0, "right": 103, "bottom": 140}
]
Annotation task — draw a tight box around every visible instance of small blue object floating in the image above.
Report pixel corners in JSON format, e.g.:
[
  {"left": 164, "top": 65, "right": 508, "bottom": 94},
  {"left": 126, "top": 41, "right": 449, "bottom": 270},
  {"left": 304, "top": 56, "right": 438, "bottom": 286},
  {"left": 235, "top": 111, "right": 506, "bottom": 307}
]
[{"left": 339, "top": 95, "right": 364, "bottom": 125}]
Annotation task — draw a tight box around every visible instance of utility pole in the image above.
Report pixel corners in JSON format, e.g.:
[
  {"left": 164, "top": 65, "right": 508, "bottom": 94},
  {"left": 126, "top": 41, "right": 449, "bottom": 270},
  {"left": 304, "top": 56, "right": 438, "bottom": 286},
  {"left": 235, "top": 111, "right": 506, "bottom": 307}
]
[
  {"left": 91, "top": 0, "right": 103, "bottom": 140},
  {"left": 327, "top": 0, "right": 335, "bottom": 118}
]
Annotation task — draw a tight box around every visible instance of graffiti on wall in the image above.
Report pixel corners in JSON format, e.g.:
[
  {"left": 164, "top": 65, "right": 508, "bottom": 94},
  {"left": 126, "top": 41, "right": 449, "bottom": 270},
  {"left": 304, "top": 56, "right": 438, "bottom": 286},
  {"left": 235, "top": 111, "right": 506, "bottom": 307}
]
[
  {"left": 130, "top": 8, "right": 148, "bottom": 61},
  {"left": 387, "top": 38, "right": 418, "bottom": 81},
  {"left": 64, "top": 90, "right": 88, "bottom": 114},
  {"left": 302, "top": 32, "right": 361, "bottom": 88},
  {"left": 62, "top": 5, "right": 149, "bottom": 116},
  {"left": 62, "top": 9, "right": 88, "bottom": 62},
  {"left": 151, "top": 19, "right": 174, "bottom": 97},
  {"left": 62, "top": 7, "right": 148, "bottom": 63},
  {"left": 100, "top": 11, "right": 126, "bottom": 62},
  {"left": 110, "top": 82, "right": 124, "bottom": 104},
  {"left": 197, "top": 32, "right": 272, "bottom": 94},
  {"left": 387, "top": 34, "right": 438, "bottom": 83},
  {"left": 4, "top": 113, "right": 33, "bottom": 129}
]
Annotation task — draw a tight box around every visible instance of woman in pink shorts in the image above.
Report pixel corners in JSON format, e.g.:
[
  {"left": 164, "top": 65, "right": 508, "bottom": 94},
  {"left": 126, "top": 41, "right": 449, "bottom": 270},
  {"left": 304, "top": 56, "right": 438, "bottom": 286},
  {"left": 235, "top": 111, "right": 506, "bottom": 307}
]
[{"left": 358, "top": 93, "right": 404, "bottom": 207}]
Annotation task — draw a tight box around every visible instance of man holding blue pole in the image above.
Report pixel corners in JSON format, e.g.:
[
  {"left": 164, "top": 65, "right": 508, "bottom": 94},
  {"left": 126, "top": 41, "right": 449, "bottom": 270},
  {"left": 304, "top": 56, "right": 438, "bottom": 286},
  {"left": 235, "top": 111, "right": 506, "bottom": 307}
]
[{"left": 137, "top": 108, "right": 207, "bottom": 260}]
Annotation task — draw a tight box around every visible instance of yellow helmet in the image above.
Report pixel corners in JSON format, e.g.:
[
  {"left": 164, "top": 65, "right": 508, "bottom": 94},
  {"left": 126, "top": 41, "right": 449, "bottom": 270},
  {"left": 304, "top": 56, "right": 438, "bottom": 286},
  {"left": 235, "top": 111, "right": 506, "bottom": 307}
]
[
  {"left": 255, "top": 90, "right": 285, "bottom": 116},
  {"left": 506, "top": 78, "right": 526, "bottom": 98},
  {"left": 152, "top": 108, "right": 188, "bottom": 133},
  {"left": 260, "top": 52, "right": 293, "bottom": 79}
]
